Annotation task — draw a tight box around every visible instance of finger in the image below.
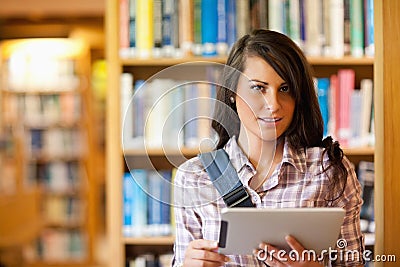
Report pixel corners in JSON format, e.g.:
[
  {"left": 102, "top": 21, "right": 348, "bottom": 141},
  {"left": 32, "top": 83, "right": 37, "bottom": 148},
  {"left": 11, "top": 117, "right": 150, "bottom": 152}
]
[
  {"left": 189, "top": 248, "right": 229, "bottom": 264},
  {"left": 285, "top": 235, "right": 305, "bottom": 253},
  {"left": 184, "top": 258, "right": 228, "bottom": 267},
  {"left": 190, "top": 239, "right": 219, "bottom": 251}
]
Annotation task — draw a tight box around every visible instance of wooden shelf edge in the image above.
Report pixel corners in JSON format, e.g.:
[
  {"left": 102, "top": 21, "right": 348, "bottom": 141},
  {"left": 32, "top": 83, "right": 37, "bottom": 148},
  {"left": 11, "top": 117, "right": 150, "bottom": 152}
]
[
  {"left": 343, "top": 146, "right": 375, "bottom": 156},
  {"left": 120, "top": 56, "right": 374, "bottom": 67},
  {"left": 123, "top": 236, "right": 175, "bottom": 245}
]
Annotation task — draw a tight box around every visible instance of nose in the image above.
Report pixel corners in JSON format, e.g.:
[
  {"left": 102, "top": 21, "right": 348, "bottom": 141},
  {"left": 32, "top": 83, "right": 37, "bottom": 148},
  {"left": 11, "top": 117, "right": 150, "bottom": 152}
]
[{"left": 263, "top": 91, "right": 280, "bottom": 113}]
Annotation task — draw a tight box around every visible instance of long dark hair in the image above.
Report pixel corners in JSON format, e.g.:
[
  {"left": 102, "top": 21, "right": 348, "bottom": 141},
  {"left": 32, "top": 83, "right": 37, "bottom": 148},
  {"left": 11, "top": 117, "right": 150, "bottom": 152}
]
[{"left": 211, "top": 29, "right": 347, "bottom": 201}]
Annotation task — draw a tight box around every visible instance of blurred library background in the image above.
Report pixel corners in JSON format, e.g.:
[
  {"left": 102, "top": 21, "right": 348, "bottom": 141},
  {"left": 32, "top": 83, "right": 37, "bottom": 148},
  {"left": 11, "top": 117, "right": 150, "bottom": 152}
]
[{"left": 1, "top": 1, "right": 400, "bottom": 267}]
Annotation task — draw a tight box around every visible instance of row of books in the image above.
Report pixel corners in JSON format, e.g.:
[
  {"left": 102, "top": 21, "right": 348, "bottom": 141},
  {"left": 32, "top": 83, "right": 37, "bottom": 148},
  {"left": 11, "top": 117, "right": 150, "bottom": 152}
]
[
  {"left": 119, "top": 0, "right": 374, "bottom": 58},
  {"left": 28, "top": 128, "right": 86, "bottom": 159},
  {"left": 315, "top": 74, "right": 374, "bottom": 147},
  {"left": 358, "top": 161, "right": 374, "bottom": 234},
  {"left": 2, "top": 93, "right": 82, "bottom": 126},
  {"left": 123, "top": 169, "right": 175, "bottom": 237},
  {"left": 4, "top": 56, "right": 80, "bottom": 91},
  {"left": 121, "top": 73, "right": 217, "bottom": 150},
  {"left": 43, "top": 195, "right": 85, "bottom": 225},
  {"left": 127, "top": 253, "right": 174, "bottom": 267},
  {"left": 27, "top": 161, "right": 83, "bottom": 193},
  {"left": 24, "top": 229, "right": 87, "bottom": 262}
]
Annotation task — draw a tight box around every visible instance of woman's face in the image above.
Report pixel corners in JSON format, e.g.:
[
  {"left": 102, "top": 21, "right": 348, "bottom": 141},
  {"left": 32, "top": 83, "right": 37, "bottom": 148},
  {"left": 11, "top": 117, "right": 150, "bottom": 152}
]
[{"left": 235, "top": 56, "right": 296, "bottom": 142}]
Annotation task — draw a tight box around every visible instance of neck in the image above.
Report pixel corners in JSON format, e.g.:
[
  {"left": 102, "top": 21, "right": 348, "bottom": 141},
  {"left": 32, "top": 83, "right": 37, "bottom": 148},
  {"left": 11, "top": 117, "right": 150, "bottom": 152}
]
[{"left": 237, "top": 127, "right": 284, "bottom": 175}]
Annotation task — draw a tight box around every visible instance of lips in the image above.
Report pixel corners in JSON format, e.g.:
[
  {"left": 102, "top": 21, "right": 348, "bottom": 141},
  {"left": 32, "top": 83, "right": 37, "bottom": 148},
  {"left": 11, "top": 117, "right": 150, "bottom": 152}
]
[{"left": 258, "top": 117, "right": 282, "bottom": 123}]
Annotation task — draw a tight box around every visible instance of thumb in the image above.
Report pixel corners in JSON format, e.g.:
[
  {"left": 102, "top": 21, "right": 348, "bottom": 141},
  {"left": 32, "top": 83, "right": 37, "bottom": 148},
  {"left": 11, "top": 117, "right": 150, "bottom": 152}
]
[{"left": 190, "top": 239, "right": 219, "bottom": 251}]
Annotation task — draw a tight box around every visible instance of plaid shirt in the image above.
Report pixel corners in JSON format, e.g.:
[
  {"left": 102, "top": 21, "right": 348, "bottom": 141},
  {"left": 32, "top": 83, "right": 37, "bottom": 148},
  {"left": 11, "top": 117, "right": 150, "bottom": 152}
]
[{"left": 173, "top": 137, "right": 364, "bottom": 266}]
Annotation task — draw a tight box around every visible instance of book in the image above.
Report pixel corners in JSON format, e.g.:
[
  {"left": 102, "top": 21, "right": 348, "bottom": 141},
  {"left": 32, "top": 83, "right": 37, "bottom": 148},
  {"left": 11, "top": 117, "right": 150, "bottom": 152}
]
[
  {"left": 329, "top": 0, "right": 345, "bottom": 57},
  {"left": 136, "top": 0, "right": 154, "bottom": 58},
  {"left": 119, "top": 0, "right": 130, "bottom": 57},
  {"left": 350, "top": 0, "right": 364, "bottom": 57},
  {"left": 121, "top": 73, "right": 134, "bottom": 148},
  {"left": 201, "top": 0, "right": 218, "bottom": 56},
  {"left": 316, "top": 78, "right": 330, "bottom": 137},
  {"left": 360, "top": 79, "right": 373, "bottom": 146},
  {"left": 153, "top": 0, "right": 163, "bottom": 56},
  {"left": 236, "top": 0, "right": 250, "bottom": 38},
  {"left": 216, "top": 0, "right": 228, "bottom": 56},
  {"left": 364, "top": 0, "right": 374, "bottom": 57},
  {"left": 337, "top": 69, "right": 355, "bottom": 146},
  {"left": 304, "top": 0, "right": 322, "bottom": 56},
  {"left": 178, "top": 0, "right": 194, "bottom": 56},
  {"left": 130, "top": 169, "right": 148, "bottom": 236},
  {"left": 193, "top": 0, "right": 203, "bottom": 55},
  {"left": 358, "top": 161, "right": 374, "bottom": 232}
]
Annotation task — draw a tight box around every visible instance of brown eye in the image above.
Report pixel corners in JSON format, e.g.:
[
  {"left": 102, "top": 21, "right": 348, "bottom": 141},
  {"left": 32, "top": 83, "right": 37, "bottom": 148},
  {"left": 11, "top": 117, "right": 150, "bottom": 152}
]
[{"left": 280, "top": 86, "right": 290, "bottom": 93}]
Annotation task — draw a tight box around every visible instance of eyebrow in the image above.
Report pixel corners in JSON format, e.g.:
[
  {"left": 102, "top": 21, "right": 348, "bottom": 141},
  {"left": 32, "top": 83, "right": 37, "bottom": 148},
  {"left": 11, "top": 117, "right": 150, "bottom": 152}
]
[{"left": 249, "top": 79, "right": 287, "bottom": 86}]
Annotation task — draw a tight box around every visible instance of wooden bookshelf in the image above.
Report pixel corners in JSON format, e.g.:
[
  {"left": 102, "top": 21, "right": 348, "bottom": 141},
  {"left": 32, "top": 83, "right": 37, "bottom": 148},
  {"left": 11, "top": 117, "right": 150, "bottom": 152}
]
[
  {"left": 105, "top": 1, "right": 378, "bottom": 266},
  {"left": 0, "top": 38, "right": 100, "bottom": 266}
]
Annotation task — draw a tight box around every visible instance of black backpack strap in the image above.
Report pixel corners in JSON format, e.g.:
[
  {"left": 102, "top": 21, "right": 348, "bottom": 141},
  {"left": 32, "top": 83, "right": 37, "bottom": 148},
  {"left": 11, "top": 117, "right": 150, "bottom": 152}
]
[{"left": 199, "top": 149, "right": 254, "bottom": 208}]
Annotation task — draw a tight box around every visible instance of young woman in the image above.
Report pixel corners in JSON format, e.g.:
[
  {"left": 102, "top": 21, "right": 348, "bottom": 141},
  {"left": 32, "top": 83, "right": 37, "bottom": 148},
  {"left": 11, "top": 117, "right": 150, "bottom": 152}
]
[{"left": 172, "top": 29, "right": 364, "bottom": 267}]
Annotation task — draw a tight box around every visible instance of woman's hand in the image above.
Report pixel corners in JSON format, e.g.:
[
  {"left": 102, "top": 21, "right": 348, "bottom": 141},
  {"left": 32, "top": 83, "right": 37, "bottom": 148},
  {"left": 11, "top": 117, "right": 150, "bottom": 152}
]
[
  {"left": 253, "top": 235, "right": 323, "bottom": 267},
  {"left": 184, "top": 239, "right": 230, "bottom": 267}
]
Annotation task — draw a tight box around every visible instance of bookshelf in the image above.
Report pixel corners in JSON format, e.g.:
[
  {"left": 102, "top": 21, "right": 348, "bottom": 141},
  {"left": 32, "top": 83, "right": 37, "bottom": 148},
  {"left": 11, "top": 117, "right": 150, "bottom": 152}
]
[
  {"left": 0, "top": 38, "right": 99, "bottom": 266},
  {"left": 105, "top": 1, "right": 377, "bottom": 266}
]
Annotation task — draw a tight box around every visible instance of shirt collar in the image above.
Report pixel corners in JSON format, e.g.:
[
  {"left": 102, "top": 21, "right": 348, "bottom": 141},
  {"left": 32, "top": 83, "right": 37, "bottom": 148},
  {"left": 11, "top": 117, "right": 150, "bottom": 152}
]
[
  {"left": 281, "top": 139, "right": 307, "bottom": 173},
  {"left": 224, "top": 136, "right": 307, "bottom": 174}
]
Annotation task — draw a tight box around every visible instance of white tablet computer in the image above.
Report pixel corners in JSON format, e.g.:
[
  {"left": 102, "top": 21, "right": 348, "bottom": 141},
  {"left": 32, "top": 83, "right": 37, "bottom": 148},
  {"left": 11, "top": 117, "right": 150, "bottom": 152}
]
[{"left": 219, "top": 207, "right": 345, "bottom": 255}]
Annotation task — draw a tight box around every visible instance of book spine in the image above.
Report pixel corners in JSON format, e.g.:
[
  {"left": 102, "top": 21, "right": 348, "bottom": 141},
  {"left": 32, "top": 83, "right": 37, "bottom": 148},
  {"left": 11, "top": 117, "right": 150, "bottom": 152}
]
[
  {"left": 317, "top": 78, "right": 330, "bottom": 137},
  {"left": 147, "top": 171, "right": 163, "bottom": 236},
  {"left": 349, "top": 89, "right": 362, "bottom": 146},
  {"left": 216, "top": 0, "right": 228, "bottom": 55},
  {"left": 119, "top": 0, "right": 130, "bottom": 57},
  {"left": 179, "top": 0, "right": 194, "bottom": 56},
  {"left": 131, "top": 169, "right": 148, "bottom": 236},
  {"left": 364, "top": 0, "right": 374, "bottom": 57},
  {"left": 123, "top": 172, "right": 134, "bottom": 236},
  {"left": 226, "top": 0, "right": 237, "bottom": 49},
  {"left": 193, "top": 0, "right": 203, "bottom": 55},
  {"left": 201, "top": 0, "right": 218, "bottom": 56},
  {"left": 343, "top": 0, "right": 351, "bottom": 55},
  {"left": 304, "top": 0, "right": 322, "bottom": 56},
  {"left": 236, "top": 0, "right": 250, "bottom": 38},
  {"left": 154, "top": 0, "right": 163, "bottom": 56},
  {"left": 337, "top": 69, "right": 355, "bottom": 146},
  {"left": 121, "top": 73, "right": 134, "bottom": 147},
  {"left": 288, "top": 0, "right": 301, "bottom": 46},
  {"left": 129, "top": 0, "right": 136, "bottom": 57},
  {"left": 162, "top": 0, "right": 174, "bottom": 56},
  {"left": 350, "top": 0, "right": 364, "bottom": 57},
  {"left": 268, "top": 0, "right": 283, "bottom": 33},
  {"left": 136, "top": 0, "right": 154, "bottom": 58},
  {"left": 329, "top": 0, "right": 344, "bottom": 57},
  {"left": 360, "top": 79, "right": 373, "bottom": 145}
]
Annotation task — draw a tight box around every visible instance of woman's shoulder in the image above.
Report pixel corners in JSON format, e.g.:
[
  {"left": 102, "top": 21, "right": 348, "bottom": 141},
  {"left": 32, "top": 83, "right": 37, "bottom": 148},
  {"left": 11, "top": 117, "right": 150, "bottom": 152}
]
[{"left": 174, "top": 155, "right": 209, "bottom": 186}]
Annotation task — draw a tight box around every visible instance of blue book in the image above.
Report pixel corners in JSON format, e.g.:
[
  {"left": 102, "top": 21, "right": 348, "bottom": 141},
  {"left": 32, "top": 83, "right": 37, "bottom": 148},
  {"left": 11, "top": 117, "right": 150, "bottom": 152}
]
[
  {"left": 364, "top": 0, "right": 374, "bottom": 57},
  {"left": 317, "top": 78, "right": 330, "bottom": 137},
  {"left": 216, "top": 0, "right": 228, "bottom": 55},
  {"left": 159, "top": 170, "right": 172, "bottom": 235},
  {"left": 201, "top": 0, "right": 218, "bottom": 56},
  {"left": 122, "top": 172, "right": 134, "bottom": 236},
  {"left": 226, "top": 0, "right": 237, "bottom": 49},
  {"left": 130, "top": 169, "right": 148, "bottom": 236},
  {"left": 129, "top": 0, "right": 136, "bottom": 48},
  {"left": 147, "top": 170, "right": 163, "bottom": 236}
]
